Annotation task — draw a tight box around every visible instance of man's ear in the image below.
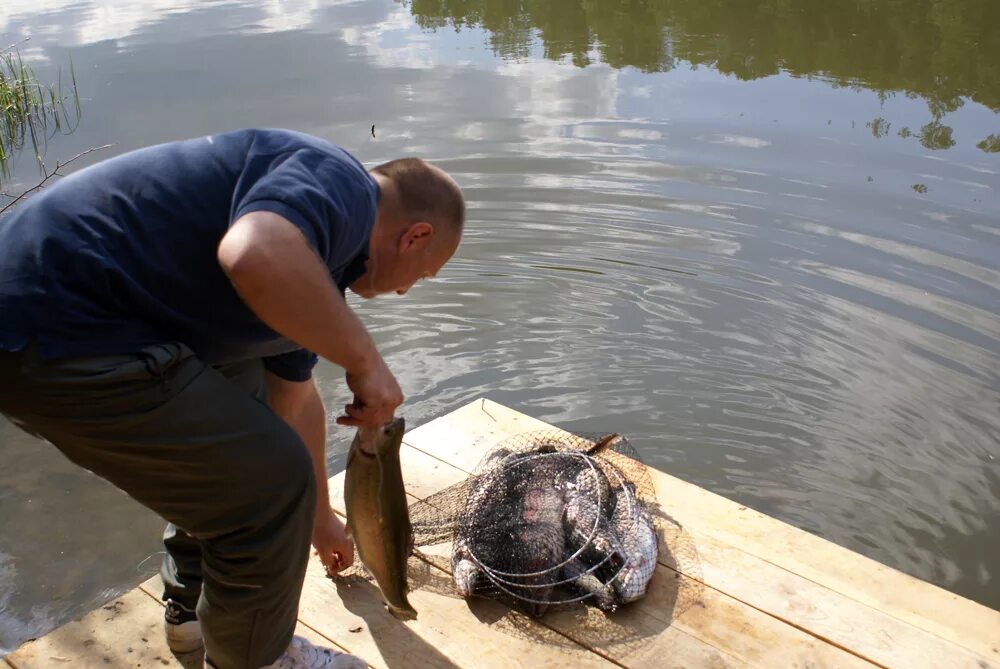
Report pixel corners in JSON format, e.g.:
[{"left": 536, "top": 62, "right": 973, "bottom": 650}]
[{"left": 398, "top": 221, "right": 434, "bottom": 253}]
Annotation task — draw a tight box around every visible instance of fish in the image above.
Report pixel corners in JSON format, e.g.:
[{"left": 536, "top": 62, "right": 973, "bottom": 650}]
[
  {"left": 510, "top": 519, "right": 565, "bottom": 617},
  {"left": 586, "top": 433, "right": 623, "bottom": 456},
  {"left": 563, "top": 480, "right": 627, "bottom": 596},
  {"left": 508, "top": 459, "right": 568, "bottom": 616},
  {"left": 450, "top": 435, "right": 631, "bottom": 615},
  {"left": 482, "top": 446, "right": 514, "bottom": 472},
  {"left": 344, "top": 418, "right": 417, "bottom": 619},
  {"left": 563, "top": 559, "right": 618, "bottom": 612},
  {"left": 451, "top": 452, "right": 514, "bottom": 599},
  {"left": 451, "top": 539, "right": 482, "bottom": 598},
  {"left": 564, "top": 467, "right": 615, "bottom": 545},
  {"left": 609, "top": 480, "right": 657, "bottom": 603}
]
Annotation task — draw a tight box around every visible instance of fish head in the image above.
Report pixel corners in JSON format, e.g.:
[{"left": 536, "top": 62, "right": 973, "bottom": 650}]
[
  {"left": 355, "top": 418, "right": 406, "bottom": 456},
  {"left": 381, "top": 417, "right": 406, "bottom": 443}
]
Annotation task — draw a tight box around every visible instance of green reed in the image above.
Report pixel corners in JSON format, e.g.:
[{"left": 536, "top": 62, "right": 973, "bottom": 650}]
[{"left": 0, "top": 42, "right": 81, "bottom": 182}]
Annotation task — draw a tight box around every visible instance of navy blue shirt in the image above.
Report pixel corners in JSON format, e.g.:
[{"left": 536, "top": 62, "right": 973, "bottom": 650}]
[{"left": 0, "top": 129, "right": 379, "bottom": 381}]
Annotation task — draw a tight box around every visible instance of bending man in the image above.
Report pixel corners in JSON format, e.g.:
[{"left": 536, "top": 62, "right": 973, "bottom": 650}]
[{"left": 0, "top": 128, "right": 464, "bottom": 669}]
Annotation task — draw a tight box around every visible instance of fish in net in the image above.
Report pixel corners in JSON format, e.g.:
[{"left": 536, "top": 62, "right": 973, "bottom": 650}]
[{"left": 411, "top": 430, "right": 659, "bottom": 617}]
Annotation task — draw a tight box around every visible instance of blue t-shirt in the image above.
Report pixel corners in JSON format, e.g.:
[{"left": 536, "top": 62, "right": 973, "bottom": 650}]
[{"left": 0, "top": 129, "right": 379, "bottom": 381}]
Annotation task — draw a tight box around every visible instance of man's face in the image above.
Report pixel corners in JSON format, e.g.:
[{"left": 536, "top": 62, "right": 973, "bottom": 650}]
[{"left": 349, "top": 223, "right": 458, "bottom": 298}]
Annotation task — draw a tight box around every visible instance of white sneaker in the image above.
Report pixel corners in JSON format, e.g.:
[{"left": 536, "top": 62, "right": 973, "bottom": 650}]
[
  {"left": 164, "top": 599, "right": 204, "bottom": 653},
  {"left": 262, "top": 636, "right": 367, "bottom": 669}
]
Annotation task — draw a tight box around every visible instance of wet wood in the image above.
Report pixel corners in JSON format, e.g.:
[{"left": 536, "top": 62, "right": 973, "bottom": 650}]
[{"left": 8, "top": 398, "right": 998, "bottom": 669}]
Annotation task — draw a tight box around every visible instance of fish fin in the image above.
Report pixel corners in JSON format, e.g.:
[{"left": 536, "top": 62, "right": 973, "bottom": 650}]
[{"left": 587, "top": 433, "right": 621, "bottom": 456}]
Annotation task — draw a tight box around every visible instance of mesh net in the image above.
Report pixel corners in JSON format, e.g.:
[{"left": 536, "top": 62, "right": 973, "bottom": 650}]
[{"left": 409, "top": 430, "right": 660, "bottom": 617}]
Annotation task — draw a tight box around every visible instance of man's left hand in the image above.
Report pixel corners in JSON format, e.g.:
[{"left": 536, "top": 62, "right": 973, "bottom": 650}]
[{"left": 313, "top": 507, "right": 354, "bottom": 576}]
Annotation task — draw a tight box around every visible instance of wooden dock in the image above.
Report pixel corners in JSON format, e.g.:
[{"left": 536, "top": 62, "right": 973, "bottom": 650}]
[{"left": 5, "top": 398, "right": 999, "bottom": 668}]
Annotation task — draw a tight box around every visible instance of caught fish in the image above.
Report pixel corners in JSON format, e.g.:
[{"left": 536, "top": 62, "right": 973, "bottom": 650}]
[
  {"left": 510, "top": 519, "right": 565, "bottom": 617},
  {"left": 564, "top": 468, "right": 614, "bottom": 545},
  {"left": 451, "top": 539, "right": 482, "bottom": 598},
  {"left": 344, "top": 418, "right": 417, "bottom": 619},
  {"left": 563, "top": 559, "right": 618, "bottom": 612},
  {"left": 564, "top": 476, "right": 628, "bottom": 595},
  {"left": 513, "top": 458, "right": 568, "bottom": 615},
  {"left": 609, "top": 480, "right": 657, "bottom": 603},
  {"left": 569, "top": 436, "right": 621, "bottom": 526}
]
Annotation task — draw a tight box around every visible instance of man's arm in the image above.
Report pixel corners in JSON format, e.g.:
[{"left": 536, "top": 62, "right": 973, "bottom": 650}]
[
  {"left": 218, "top": 210, "right": 402, "bottom": 427},
  {"left": 266, "top": 372, "right": 353, "bottom": 572}
]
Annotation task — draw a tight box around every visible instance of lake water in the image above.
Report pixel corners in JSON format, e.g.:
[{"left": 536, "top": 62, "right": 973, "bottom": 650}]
[{"left": 1, "top": 0, "right": 998, "bottom": 653}]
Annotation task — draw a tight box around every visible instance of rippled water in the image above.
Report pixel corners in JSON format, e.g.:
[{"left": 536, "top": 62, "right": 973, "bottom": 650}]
[{"left": 1, "top": 0, "right": 998, "bottom": 653}]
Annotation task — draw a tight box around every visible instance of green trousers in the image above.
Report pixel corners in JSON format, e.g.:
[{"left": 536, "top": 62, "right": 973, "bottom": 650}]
[{"left": 0, "top": 343, "right": 317, "bottom": 669}]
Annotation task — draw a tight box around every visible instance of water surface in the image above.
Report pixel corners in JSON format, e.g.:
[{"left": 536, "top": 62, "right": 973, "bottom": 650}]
[{"left": 1, "top": 0, "right": 998, "bottom": 652}]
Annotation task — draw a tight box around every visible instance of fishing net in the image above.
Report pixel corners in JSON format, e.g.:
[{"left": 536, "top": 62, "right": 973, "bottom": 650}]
[{"left": 408, "top": 429, "right": 660, "bottom": 617}]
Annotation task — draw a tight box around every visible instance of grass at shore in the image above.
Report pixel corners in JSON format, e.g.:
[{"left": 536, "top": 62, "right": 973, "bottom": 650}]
[{"left": 0, "top": 42, "right": 80, "bottom": 181}]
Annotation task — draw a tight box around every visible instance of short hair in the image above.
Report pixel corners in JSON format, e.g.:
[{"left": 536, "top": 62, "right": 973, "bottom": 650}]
[{"left": 371, "top": 158, "right": 465, "bottom": 238}]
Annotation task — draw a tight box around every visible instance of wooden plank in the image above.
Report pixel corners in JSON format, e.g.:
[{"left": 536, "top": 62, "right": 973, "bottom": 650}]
[
  {"left": 395, "top": 440, "right": 996, "bottom": 669},
  {"left": 297, "top": 555, "right": 627, "bottom": 669},
  {"left": 645, "top": 467, "right": 1000, "bottom": 664},
  {"left": 137, "top": 578, "right": 360, "bottom": 665},
  {"left": 416, "top": 540, "right": 871, "bottom": 669},
  {"left": 662, "top": 527, "right": 997, "bottom": 669},
  {"left": 406, "top": 401, "right": 1000, "bottom": 667},
  {"left": 269, "top": 477, "right": 626, "bottom": 669},
  {"left": 323, "top": 474, "right": 743, "bottom": 669},
  {"left": 5, "top": 588, "right": 200, "bottom": 669},
  {"left": 7, "top": 584, "right": 342, "bottom": 669},
  {"left": 403, "top": 399, "right": 1000, "bottom": 663},
  {"left": 327, "top": 448, "right": 875, "bottom": 668}
]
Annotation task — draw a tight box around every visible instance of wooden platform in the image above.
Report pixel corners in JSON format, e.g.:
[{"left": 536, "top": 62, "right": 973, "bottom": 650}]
[{"left": 5, "top": 398, "right": 999, "bottom": 668}]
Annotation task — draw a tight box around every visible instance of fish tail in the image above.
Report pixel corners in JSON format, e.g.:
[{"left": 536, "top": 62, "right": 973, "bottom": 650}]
[{"left": 387, "top": 602, "right": 418, "bottom": 620}]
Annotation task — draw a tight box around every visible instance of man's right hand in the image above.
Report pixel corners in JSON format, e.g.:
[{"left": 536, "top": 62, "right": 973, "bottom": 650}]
[{"left": 337, "top": 357, "right": 403, "bottom": 427}]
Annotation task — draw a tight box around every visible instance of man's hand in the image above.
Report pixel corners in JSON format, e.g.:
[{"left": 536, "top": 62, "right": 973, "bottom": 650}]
[
  {"left": 337, "top": 356, "right": 403, "bottom": 427},
  {"left": 313, "top": 507, "right": 354, "bottom": 576}
]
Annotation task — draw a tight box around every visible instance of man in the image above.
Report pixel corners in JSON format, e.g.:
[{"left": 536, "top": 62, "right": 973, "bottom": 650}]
[{"left": 0, "top": 129, "right": 464, "bottom": 669}]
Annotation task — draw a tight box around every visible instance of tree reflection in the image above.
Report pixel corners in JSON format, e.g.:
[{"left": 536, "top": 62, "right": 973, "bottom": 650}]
[
  {"left": 867, "top": 118, "right": 891, "bottom": 139},
  {"left": 403, "top": 0, "right": 1000, "bottom": 150},
  {"left": 919, "top": 121, "right": 956, "bottom": 150},
  {"left": 977, "top": 134, "right": 1000, "bottom": 153}
]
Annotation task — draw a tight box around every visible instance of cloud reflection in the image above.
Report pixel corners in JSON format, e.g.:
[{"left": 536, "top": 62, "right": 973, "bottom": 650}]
[{"left": 1, "top": 0, "right": 330, "bottom": 46}]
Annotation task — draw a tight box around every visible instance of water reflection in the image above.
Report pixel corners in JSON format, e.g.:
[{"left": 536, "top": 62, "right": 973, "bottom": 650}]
[
  {"left": 404, "top": 0, "right": 1000, "bottom": 150},
  {"left": 979, "top": 134, "right": 1000, "bottom": 153}
]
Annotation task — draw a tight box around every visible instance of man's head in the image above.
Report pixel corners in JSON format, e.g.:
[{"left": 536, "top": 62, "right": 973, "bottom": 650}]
[{"left": 350, "top": 158, "right": 464, "bottom": 298}]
